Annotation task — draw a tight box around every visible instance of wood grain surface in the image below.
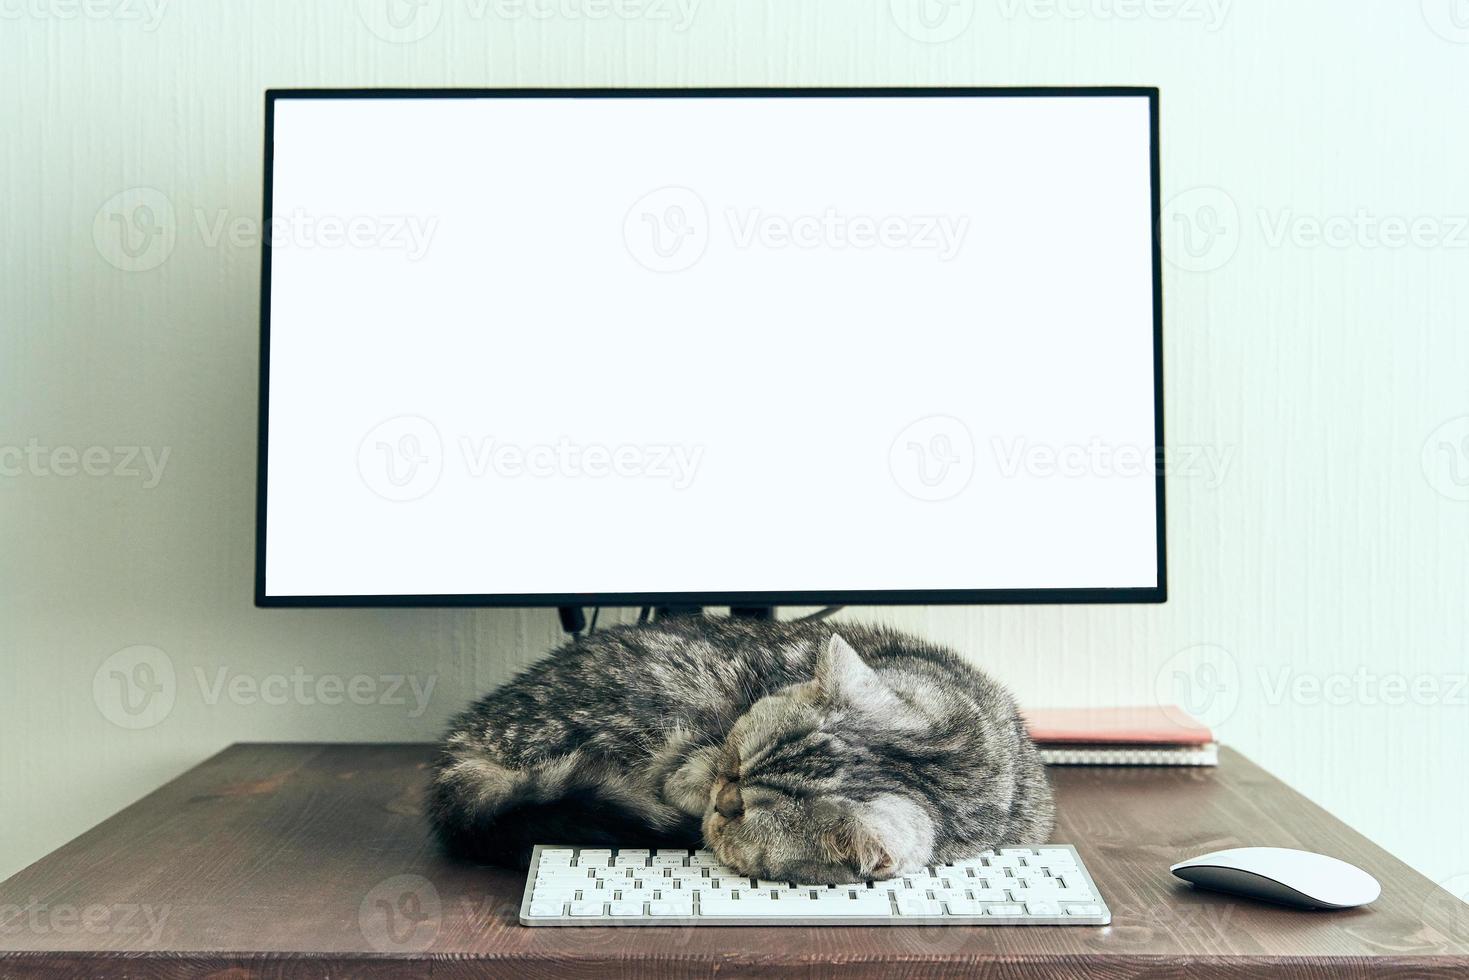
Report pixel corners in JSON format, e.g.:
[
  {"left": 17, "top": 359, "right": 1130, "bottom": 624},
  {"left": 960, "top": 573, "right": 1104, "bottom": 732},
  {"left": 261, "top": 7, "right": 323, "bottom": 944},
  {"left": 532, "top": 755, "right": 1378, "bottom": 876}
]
[{"left": 1, "top": 743, "right": 1466, "bottom": 979}]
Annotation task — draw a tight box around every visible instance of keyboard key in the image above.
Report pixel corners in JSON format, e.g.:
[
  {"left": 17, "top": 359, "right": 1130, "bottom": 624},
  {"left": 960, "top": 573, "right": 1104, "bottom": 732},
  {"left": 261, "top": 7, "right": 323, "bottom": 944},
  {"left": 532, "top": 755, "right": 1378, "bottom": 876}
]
[
  {"left": 945, "top": 900, "right": 985, "bottom": 916},
  {"left": 1014, "top": 881, "right": 1092, "bottom": 901},
  {"left": 1014, "top": 879, "right": 1063, "bottom": 896},
  {"left": 702, "top": 897, "right": 890, "bottom": 917},
  {"left": 894, "top": 895, "right": 946, "bottom": 917},
  {"left": 1025, "top": 901, "right": 1061, "bottom": 917},
  {"left": 539, "top": 849, "right": 574, "bottom": 863},
  {"left": 526, "top": 900, "right": 563, "bottom": 917},
  {"left": 568, "top": 901, "right": 605, "bottom": 917},
  {"left": 1065, "top": 903, "right": 1104, "bottom": 917},
  {"left": 648, "top": 898, "right": 693, "bottom": 916},
  {"left": 813, "top": 889, "right": 856, "bottom": 903},
  {"left": 986, "top": 903, "right": 1025, "bottom": 916},
  {"left": 538, "top": 864, "right": 591, "bottom": 876},
  {"left": 608, "top": 901, "right": 644, "bottom": 916}
]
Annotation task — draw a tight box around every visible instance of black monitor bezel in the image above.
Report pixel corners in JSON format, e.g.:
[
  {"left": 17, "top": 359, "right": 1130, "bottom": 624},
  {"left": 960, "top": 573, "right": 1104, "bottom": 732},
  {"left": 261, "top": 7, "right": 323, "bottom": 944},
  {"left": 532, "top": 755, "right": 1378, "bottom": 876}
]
[{"left": 256, "top": 86, "right": 1165, "bottom": 608}]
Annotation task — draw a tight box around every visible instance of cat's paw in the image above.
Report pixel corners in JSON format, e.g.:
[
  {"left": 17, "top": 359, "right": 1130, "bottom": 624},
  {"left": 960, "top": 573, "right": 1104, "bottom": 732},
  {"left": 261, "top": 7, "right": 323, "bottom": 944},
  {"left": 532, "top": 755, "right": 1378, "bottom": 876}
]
[{"left": 663, "top": 745, "right": 723, "bottom": 817}]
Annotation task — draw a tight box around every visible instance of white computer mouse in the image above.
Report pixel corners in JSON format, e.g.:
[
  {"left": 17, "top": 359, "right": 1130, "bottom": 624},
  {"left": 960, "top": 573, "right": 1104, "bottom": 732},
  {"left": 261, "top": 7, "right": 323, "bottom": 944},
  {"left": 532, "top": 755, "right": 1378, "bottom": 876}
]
[{"left": 1170, "top": 846, "right": 1380, "bottom": 910}]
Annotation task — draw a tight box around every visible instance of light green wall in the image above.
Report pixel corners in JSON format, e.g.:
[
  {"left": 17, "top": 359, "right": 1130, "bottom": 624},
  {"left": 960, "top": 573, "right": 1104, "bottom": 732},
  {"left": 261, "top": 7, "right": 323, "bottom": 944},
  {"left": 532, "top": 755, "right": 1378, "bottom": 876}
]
[{"left": 2, "top": 1, "right": 1467, "bottom": 907}]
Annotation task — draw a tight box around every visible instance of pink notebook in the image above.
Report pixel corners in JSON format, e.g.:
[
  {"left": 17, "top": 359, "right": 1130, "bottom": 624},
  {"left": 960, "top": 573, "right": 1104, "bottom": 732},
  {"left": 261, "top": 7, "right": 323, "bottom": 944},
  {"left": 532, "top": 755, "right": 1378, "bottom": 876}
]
[{"left": 1021, "top": 705, "right": 1214, "bottom": 746}]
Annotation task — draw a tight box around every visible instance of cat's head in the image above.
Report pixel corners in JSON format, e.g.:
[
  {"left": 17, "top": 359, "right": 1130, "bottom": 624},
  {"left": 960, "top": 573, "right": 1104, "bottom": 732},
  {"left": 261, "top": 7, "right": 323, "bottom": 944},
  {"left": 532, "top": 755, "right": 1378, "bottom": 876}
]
[{"left": 701, "top": 633, "right": 937, "bottom": 883}]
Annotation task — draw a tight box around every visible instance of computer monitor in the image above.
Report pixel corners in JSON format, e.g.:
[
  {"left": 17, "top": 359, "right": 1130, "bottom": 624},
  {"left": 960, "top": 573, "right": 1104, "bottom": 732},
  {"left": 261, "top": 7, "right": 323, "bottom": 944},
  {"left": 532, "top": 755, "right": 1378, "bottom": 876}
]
[{"left": 256, "top": 87, "right": 1164, "bottom": 608}]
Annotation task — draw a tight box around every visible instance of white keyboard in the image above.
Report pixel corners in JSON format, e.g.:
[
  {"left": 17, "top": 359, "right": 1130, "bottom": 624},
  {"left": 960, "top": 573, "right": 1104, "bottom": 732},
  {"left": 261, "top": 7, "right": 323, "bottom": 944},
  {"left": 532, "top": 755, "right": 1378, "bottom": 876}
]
[{"left": 519, "top": 844, "right": 1110, "bottom": 926}]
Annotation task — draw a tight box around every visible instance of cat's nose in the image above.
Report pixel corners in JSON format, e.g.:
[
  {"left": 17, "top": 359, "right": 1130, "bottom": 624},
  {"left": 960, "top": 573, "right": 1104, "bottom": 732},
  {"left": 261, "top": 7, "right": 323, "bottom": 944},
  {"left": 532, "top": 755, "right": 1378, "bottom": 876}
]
[{"left": 715, "top": 781, "right": 744, "bottom": 820}]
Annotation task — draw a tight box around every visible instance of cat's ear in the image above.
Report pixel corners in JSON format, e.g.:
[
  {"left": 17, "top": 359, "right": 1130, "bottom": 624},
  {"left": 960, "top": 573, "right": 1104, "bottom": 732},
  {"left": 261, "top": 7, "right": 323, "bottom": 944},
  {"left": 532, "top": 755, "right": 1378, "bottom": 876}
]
[
  {"left": 815, "top": 634, "right": 886, "bottom": 704},
  {"left": 820, "top": 814, "right": 897, "bottom": 879}
]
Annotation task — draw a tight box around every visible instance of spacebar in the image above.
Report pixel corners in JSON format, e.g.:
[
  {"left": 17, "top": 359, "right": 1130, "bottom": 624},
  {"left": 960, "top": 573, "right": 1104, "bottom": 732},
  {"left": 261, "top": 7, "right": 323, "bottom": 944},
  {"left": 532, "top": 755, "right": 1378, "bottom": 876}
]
[{"left": 699, "top": 900, "right": 892, "bottom": 917}]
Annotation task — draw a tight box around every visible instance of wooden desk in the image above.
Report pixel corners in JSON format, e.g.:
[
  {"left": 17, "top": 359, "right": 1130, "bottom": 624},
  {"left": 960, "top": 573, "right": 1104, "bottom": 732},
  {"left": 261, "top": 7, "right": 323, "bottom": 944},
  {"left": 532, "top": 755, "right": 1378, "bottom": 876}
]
[{"left": 2, "top": 743, "right": 1466, "bottom": 978}]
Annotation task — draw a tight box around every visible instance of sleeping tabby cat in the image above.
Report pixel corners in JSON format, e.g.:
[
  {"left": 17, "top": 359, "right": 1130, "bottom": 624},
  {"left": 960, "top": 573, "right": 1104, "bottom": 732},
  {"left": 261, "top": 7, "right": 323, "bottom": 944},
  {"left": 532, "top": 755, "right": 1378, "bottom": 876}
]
[{"left": 427, "top": 616, "right": 1053, "bottom": 883}]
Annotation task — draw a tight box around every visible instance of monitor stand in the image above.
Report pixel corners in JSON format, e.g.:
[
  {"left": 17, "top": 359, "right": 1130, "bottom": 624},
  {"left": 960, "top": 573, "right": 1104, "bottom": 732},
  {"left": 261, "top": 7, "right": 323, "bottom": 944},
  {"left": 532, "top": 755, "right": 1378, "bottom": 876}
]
[
  {"left": 655, "top": 605, "right": 775, "bottom": 620},
  {"left": 557, "top": 604, "right": 775, "bottom": 636}
]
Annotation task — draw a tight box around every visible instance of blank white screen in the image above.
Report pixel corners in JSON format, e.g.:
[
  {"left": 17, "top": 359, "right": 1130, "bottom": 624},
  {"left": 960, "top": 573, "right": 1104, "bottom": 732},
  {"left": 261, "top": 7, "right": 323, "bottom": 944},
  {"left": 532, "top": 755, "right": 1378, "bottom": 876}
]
[{"left": 263, "top": 93, "right": 1159, "bottom": 599}]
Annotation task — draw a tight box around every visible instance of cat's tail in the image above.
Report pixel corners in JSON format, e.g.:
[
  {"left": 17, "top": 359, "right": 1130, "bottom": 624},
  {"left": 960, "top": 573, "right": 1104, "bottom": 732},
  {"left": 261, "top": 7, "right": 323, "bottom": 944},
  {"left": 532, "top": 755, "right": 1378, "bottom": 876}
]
[{"left": 426, "top": 747, "right": 700, "bottom": 868}]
